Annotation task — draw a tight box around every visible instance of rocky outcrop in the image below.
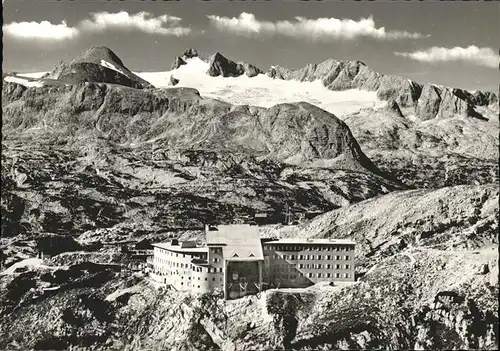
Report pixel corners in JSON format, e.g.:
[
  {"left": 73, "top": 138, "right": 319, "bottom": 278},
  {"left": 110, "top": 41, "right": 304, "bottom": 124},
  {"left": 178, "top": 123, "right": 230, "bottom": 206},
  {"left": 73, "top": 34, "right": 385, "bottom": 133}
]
[
  {"left": 1, "top": 81, "right": 27, "bottom": 104},
  {"left": 376, "top": 76, "right": 422, "bottom": 108},
  {"left": 239, "top": 62, "right": 262, "bottom": 78},
  {"left": 169, "top": 75, "right": 179, "bottom": 86},
  {"left": 435, "top": 88, "right": 470, "bottom": 119},
  {"left": 171, "top": 56, "right": 187, "bottom": 70},
  {"left": 384, "top": 99, "right": 405, "bottom": 118},
  {"left": 207, "top": 52, "right": 241, "bottom": 77},
  {"left": 207, "top": 52, "right": 262, "bottom": 78},
  {"left": 43, "top": 47, "right": 153, "bottom": 89},
  {"left": 417, "top": 84, "right": 442, "bottom": 121},
  {"left": 183, "top": 48, "right": 199, "bottom": 59},
  {"left": 471, "top": 91, "right": 498, "bottom": 107}
]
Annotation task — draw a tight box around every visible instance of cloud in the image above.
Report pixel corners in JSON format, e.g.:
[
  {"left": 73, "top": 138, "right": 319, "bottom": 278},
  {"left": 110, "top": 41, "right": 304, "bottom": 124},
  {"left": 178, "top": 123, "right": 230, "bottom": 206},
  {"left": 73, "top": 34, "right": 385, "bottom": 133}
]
[
  {"left": 395, "top": 46, "right": 498, "bottom": 68},
  {"left": 3, "top": 20, "right": 79, "bottom": 40},
  {"left": 207, "top": 13, "right": 427, "bottom": 41},
  {"left": 3, "top": 11, "right": 191, "bottom": 41},
  {"left": 79, "top": 11, "right": 191, "bottom": 36}
]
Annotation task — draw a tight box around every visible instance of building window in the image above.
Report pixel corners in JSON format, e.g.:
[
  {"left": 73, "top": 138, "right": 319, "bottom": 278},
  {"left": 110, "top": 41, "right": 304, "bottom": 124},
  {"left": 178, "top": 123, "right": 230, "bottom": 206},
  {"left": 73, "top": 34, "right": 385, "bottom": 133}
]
[
  {"left": 345, "top": 264, "right": 350, "bottom": 269},
  {"left": 336, "top": 264, "right": 340, "bottom": 269},
  {"left": 317, "top": 273, "right": 321, "bottom": 278},
  {"left": 307, "top": 273, "right": 313, "bottom": 278},
  {"left": 326, "top": 255, "right": 331, "bottom": 260},
  {"left": 326, "top": 273, "right": 331, "bottom": 278},
  {"left": 317, "top": 255, "right": 321, "bottom": 260},
  {"left": 336, "top": 273, "right": 340, "bottom": 278},
  {"left": 213, "top": 277, "right": 215, "bottom": 281}
]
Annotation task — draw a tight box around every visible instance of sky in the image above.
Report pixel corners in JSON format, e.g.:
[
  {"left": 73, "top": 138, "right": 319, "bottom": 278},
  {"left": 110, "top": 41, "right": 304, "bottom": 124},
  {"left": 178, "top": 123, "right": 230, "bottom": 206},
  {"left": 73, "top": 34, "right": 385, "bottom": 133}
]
[{"left": 2, "top": 0, "right": 499, "bottom": 92}]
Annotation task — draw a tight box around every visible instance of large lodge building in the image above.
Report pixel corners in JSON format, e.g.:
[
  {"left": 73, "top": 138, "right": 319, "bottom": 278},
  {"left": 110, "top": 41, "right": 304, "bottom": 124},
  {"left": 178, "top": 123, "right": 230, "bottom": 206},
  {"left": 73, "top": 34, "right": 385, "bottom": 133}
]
[{"left": 149, "top": 224, "right": 355, "bottom": 299}]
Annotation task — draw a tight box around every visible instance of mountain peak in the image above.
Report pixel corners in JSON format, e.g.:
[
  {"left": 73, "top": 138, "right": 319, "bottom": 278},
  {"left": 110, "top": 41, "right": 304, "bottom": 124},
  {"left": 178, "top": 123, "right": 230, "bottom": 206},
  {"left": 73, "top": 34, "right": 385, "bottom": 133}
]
[
  {"left": 207, "top": 52, "right": 262, "bottom": 78},
  {"left": 44, "top": 46, "right": 152, "bottom": 89},
  {"left": 183, "top": 48, "right": 199, "bottom": 59},
  {"left": 72, "top": 46, "right": 125, "bottom": 67}
]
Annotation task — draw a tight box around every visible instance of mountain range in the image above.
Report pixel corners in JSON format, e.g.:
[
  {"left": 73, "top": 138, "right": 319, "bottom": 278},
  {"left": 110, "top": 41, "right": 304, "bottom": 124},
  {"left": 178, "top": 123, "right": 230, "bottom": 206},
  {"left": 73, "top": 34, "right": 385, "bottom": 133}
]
[{"left": 1, "top": 46, "right": 498, "bottom": 350}]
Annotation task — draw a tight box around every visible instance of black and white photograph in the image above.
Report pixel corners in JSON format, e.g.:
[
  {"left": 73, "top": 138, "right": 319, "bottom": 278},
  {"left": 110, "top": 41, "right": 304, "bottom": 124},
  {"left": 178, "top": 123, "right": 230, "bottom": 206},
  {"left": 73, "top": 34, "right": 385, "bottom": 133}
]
[{"left": 1, "top": 0, "right": 498, "bottom": 349}]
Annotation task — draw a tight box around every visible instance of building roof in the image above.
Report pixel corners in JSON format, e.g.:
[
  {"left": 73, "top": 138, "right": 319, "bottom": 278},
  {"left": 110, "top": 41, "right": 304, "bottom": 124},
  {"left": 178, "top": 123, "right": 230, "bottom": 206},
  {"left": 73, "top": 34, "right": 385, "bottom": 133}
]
[
  {"left": 206, "top": 225, "right": 264, "bottom": 261},
  {"left": 152, "top": 242, "right": 208, "bottom": 253},
  {"left": 263, "top": 238, "right": 356, "bottom": 245}
]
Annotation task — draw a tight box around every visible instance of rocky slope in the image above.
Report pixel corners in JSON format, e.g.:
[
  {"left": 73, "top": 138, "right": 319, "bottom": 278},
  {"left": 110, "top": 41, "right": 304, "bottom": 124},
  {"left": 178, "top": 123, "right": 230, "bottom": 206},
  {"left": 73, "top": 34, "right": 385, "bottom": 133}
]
[
  {"left": 265, "top": 184, "right": 498, "bottom": 271},
  {"left": 41, "top": 47, "right": 152, "bottom": 89},
  {"left": 341, "top": 102, "right": 499, "bottom": 188},
  {"left": 0, "top": 184, "right": 497, "bottom": 350}
]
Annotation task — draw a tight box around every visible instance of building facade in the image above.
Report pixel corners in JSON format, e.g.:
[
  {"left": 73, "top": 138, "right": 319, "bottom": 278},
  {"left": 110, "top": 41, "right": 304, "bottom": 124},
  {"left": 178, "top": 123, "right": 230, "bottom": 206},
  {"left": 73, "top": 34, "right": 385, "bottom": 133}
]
[
  {"left": 149, "top": 225, "right": 355, "bottom": 299},
  {"left": 262, "top": 238, "right": 356, "bottom": 288}
]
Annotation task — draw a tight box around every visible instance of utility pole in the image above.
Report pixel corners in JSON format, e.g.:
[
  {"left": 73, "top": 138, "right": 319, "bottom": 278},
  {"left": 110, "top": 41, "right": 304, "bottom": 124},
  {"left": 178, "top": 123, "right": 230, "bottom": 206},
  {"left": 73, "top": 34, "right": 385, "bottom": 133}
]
[{"left": 284, "top": 203, "right": 292, "bottom": 225}]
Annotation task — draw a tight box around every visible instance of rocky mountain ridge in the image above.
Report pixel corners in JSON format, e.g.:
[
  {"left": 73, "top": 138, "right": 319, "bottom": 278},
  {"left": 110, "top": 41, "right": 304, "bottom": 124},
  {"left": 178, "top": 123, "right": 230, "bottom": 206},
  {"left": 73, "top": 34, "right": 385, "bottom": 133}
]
[
  {"left": 267, "top": 59, "right": 497, "bottom": 121},
  {"left": 42, "top": 47, "right": 152, "bottom": 90},
  {"left": 167, "top": 48, "right": 497, "bottom": 121},
  {"left": 1, "top": 80, "right": 391, "bottom": 177}
]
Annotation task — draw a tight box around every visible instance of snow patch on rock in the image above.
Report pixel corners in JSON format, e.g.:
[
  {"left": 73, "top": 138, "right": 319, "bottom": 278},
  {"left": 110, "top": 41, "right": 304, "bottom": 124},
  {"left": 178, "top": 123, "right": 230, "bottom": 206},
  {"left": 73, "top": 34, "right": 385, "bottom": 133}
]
[
  {"left": 3, "top": 76, "right": 44, "bottom": 88},
  {"left": 100, "top": 59, "right": 126, "bottom": 75}
]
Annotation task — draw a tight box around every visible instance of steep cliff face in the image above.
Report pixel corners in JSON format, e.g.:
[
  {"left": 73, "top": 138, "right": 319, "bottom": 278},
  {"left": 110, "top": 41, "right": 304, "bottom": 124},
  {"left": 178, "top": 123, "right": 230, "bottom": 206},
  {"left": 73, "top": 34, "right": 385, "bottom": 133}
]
[{"left": 42, "top": 47, "right": 153, "bottom": 89}]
